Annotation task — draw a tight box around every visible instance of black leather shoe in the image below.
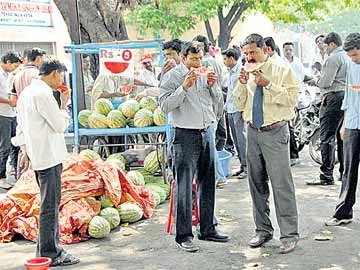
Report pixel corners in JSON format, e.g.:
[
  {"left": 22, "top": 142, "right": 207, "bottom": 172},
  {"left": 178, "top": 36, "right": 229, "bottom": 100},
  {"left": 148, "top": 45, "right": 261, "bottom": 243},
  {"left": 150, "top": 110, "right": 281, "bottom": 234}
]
[
  {"left": 198, "top": 231, "right": 231, "bottom": 242},
  {"left": 248, "top": 234, "right": 273, "bottom": 248},
  {"left": 305, "top": 175, "right": 334, "bottom": 186},
  {"left": 176, "top": 239, "right": 199, "bottom": 252},
  {"left": 232, "top": 169, "right": 243, "bottom": 177}
]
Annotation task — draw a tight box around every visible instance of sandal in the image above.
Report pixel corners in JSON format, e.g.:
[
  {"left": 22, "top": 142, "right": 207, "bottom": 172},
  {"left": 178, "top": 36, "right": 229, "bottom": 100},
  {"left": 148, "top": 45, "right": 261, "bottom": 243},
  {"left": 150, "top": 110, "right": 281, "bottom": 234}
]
[{"left": 51, "top": 251, "right": 80, "bottom": 267}]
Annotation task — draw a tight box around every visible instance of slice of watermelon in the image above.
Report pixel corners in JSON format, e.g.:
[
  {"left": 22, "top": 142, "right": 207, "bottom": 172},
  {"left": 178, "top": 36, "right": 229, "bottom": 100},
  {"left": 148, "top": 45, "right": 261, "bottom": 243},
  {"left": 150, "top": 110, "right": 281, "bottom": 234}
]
[
  {"left": 104, "top": 62, "right": 130, "bottom": 74},
  {"left": 243, "top": 62, "right": 265, "bottom": 72},
  {"left": 122, "top": 85, "right": 133, "bottom": 95},
  {"left": 57, "top": 85, "right": 69, "bottom": 93}
]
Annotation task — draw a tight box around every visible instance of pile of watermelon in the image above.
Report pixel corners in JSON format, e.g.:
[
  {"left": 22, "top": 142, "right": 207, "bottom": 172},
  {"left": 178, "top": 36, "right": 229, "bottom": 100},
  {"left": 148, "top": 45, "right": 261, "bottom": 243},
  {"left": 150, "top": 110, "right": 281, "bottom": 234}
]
[{"left": 78, "top": 97, "right": 166, "bottom": 129}]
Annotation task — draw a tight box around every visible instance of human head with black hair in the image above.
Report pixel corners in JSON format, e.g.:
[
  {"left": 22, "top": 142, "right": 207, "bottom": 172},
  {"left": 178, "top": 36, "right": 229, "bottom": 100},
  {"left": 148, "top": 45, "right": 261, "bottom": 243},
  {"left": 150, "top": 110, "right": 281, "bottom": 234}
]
[
  {"left": 222, "top": 48, "right": 240, "bottom": 68},
  {"left": 315, "top": 34, "right": 325, "bottom": 51},
  {"left": 192, "top": 35, "right": 210, "bottom": 53},
  {"left": 82, "top": 54, "right": 91, "bottom": 72},
  {"left": 1, "top": 51, "right": 22, "bottom": 73},
  {"left": 283, "top": 42, "right": 295, "bottom": 62},
  {"left": 25, "top": 47, "right": 46, "bottom": 67},
  {"left": 343, "top": 32, "right": 360, "bottom": 64},
  {"left": 163, "top": 39, "right": 182, "bottom": 64},
  {"left": 241, "top": 33, "right": 267, "bottom": 64},
  {"left": 264, "top": 37, "right": 276, "bottom": 56},
  {"left": 181, "top": 43, "right": 203, "bottom": 69},
  {"left": 324, "top": 32, "right": 342, "bottom": 55},
  {"left": 38, "top": 55, "right": 67, "bottom": 89}
]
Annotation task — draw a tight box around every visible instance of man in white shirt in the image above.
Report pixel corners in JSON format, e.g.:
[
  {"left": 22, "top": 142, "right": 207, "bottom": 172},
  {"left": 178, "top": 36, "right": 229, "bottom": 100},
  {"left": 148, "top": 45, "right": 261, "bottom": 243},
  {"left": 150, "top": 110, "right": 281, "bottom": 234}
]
[
  {"left": 283, "top": 42, "right": 308, "bottom": 165},
  {"left": 0, "top": 51, "right": 22, "bottom": 188},
  {"left": 14, "top": 56, "right": 80, "bottom": 267},
  {"left": 312, "top": 34, "right": 327, "bottom": 66}
]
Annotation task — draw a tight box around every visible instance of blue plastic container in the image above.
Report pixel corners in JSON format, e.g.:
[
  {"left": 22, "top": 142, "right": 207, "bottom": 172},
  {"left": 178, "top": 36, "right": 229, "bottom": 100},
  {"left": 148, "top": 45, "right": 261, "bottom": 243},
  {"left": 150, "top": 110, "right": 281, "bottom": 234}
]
[{"left": 218, "top": 150, "right": 232, "bottom": 177}]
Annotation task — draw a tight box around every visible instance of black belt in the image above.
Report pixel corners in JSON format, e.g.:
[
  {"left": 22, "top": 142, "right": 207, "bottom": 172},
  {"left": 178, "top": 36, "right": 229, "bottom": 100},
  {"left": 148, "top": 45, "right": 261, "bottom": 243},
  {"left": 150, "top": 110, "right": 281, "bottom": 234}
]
[
  {"left": 175, "top": 126, "right": 210, "bottom": 133},
  {"left": 248, "top": 121, "right": 286, "bottom": 132}
]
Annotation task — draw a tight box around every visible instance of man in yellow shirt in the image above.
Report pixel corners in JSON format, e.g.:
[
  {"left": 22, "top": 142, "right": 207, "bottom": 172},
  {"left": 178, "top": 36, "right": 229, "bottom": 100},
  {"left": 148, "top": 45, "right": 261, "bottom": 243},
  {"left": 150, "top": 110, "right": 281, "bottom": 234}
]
[{"left": 233, "top": 33, "right": 299, "bottom": 254}]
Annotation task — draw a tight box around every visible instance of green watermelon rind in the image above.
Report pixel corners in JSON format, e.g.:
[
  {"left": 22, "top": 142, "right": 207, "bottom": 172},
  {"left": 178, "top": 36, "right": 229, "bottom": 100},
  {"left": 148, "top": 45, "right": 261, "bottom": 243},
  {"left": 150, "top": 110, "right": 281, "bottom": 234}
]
[
  {"left": 78, "top": 109, "right": 92, "bottom": 128},
  {"left": 145, "top": 184, "right": 167, "bottom": 203},
  {"left": 88, "top": 216, "right": 111, "bottom": 238},
  {"left": 126, "top": 171, "right": 145, "bottom": 186},
  {"left": 107, "top": 110, "right": 127, "bottom": 128},
  {"left": 117, "top": 202, "right": 144, "bottom": 223},
  {"left": 99, "top": 207, "right": 121, "bottom": 230},
  {"left": 134, "top": 108, "right": 153, "bottom": 128},
  {"left": 94, "top": 98, "right": 114, "bottom": 116}
]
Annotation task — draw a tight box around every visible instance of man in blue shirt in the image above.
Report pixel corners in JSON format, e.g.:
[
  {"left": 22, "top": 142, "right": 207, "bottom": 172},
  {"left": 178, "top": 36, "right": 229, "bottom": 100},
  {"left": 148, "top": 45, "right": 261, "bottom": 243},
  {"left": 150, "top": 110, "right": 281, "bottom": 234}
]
[
  {"left": 325, "top": 33, "right": 360, "bottom": 226},
  {"left": 222, "top": 48, "right": 247, "bottom": 178}
]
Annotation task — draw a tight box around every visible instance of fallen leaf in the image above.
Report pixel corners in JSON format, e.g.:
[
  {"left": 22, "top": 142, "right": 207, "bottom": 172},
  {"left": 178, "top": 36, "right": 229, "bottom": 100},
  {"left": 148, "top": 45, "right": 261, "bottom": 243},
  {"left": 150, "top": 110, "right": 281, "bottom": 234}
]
[{"left": 314, "top": 235, "right": 333, "bottom": 241}]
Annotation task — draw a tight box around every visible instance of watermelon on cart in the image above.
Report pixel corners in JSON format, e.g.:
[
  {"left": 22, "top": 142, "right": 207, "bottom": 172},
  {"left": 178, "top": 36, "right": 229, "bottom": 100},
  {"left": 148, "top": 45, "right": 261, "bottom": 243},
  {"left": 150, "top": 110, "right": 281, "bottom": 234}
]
[{"left": 94, "top": 98, "right": 114, "bottom": 116}]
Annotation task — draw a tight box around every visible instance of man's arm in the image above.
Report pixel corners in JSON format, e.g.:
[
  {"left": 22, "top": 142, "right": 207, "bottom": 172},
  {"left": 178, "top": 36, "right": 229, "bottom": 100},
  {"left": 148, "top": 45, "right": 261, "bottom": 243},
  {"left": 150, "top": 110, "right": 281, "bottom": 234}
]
[
  {"left": 262, "top": 66, "right": 299, "bottom": 108},
  {"left": 232, "top": 81, "right": 248, "bottom": 112},
  {"left": 158, "top": 70, "right": 187, "bottom": 114},
  {"left": 316, "top": 57, "right": 341, "bottom": 89},
  {"left": 36, "top": 92, "right": 70, "bottom": 133},
  {"left": 0, "top": 97, "right": 10, "bottom": 104}
]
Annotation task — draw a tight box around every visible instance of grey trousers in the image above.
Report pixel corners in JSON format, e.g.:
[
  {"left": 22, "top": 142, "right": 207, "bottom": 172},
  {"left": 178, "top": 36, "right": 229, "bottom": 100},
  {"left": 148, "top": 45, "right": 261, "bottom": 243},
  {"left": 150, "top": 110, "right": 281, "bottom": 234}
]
[
  {"left": 247, "top": 124, "right": 299, "bottom": 241},
  {"left": 35, "top": 163, "right": 64, "bottom": 260},
  {"left": 227, "top": 112, "right": 247, "bottom": 168},
  {"left": 0, "top": 115, "right": 18, "bottom": 178}
]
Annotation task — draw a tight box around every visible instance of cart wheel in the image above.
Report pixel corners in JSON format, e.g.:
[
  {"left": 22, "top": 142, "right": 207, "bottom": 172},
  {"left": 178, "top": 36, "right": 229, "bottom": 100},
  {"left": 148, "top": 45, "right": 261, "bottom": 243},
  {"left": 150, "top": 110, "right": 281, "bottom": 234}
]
[{"left": 88, "top": 137, "right": 111, "bottom": 159}]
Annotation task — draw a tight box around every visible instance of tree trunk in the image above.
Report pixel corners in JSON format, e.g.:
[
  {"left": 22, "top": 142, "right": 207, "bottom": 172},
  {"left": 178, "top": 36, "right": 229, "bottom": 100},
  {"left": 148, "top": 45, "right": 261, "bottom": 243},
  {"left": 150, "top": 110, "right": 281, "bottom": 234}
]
[
  {"left": 54, "top": 0, "right": 129, "bottom": 43},
  {"left": 204, "top": 19, "right": 215, "bottom": 45},
  {"left": 217, "top": 8, "right": 230, "bottom": 49}
]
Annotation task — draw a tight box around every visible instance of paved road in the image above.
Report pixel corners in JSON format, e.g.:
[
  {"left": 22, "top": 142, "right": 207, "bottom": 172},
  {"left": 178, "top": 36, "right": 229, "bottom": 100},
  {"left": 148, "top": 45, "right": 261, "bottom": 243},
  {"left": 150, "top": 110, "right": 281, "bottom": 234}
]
[{"left": 1, "top": 148, "right": 359, "bottom": 270}]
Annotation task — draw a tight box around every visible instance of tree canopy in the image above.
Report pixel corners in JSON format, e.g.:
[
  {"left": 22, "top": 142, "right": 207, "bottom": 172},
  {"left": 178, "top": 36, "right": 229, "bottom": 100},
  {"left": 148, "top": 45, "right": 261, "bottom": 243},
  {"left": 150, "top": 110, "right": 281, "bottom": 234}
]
[{"left": 127, "top": 0, "right": 360, "bottom": 49}]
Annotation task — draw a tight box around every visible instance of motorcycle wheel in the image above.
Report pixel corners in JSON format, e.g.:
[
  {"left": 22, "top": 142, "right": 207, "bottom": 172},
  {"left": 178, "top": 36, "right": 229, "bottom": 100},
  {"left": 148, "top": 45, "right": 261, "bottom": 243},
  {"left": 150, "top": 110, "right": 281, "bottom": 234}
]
[
  {"left": 88, "top": 137, "right": 111, "bottom": 159},
  {"left": 309, "top": 129, "right": 322, "bottom": 165},
  {"left": 309, "top": 129, "right": 339, "bottom": 165}
]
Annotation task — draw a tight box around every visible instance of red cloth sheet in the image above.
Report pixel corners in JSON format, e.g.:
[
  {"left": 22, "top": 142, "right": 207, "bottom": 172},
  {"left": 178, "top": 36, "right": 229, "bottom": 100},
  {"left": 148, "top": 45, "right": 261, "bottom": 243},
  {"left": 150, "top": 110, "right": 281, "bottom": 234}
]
[{"left": 0, "top": 154, "right": 156, "bottom": 244}]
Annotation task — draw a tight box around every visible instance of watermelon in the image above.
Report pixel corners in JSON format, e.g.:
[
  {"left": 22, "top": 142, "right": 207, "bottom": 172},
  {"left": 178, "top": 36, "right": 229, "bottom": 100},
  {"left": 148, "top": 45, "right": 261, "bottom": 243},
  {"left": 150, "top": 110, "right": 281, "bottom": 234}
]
[
  {"left": 119, "top": 99, "right": 140, "bottom": 118},
  {"left": 144, "top": 150, "right": 162, "bottom": 174},
  {"left": 79, "top": 149, "right": 100, "bottom": 161},
  {"left": 126, "top": 171, "right": 145, "bottom": 186},
  {"left": 156, "top": 183, "right": 171, "bottom": 199},
  {"left": 134, "top": 109, "right": 153, "bottom": 127},
  {"left": 105, "top": 158, "right": 125, "bottom": 171},
  {"left": 117, "top": 202, "right": 144, "bottom": 223},
  {"left": 148, "top": 190, "right": 161, "bottom": 206},
  {"left": 94, "top": 98, "right": 114, "bottom": 116},
  {"left": 153, "top": 107, "right": 166, "bottom": 126},
  {"left": 139, "top": 97, "right": 158, "bottom": 112},
  {"left": 99, "top": 194, "right": 114, "bottom": 208},
  {"left": 78, "top": 109, "right": 92, "bottom": 128},
  {"left": 88, "top": 216, "right": 111, "bottom": 238},
  {"left": 107, "top": 153, "right": 126, "bottom": 164},
  {"left": 145, "top": 184, "right": 167, "bottom": 203},
  {"left": 88, "top": 112, "right": 108, "bottom": 128},
  {"left": 100, "top": 207, "right": 121, "bottom": 229},
  {"left": 107, "top": 110, "right": 127, "bottom": 128}
]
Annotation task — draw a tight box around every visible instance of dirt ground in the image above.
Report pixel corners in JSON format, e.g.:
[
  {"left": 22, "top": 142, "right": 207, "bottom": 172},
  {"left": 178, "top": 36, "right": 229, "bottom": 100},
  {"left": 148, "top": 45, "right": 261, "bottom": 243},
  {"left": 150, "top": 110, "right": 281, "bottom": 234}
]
[{"left": 1, "top": 148, "right": 360, "bottom": 270}]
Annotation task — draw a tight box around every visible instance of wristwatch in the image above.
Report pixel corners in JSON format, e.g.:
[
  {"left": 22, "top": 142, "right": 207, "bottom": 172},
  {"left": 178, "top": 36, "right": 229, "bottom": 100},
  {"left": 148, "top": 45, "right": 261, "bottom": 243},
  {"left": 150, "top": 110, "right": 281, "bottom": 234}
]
[{"left": 265, "top": 82, "right": 272, "bottom": 90}]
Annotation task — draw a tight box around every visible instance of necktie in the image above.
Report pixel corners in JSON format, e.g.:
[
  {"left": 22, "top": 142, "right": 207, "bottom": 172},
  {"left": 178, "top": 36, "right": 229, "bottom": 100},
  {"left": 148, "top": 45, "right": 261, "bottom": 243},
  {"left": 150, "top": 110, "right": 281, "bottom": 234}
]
[{"left": 252, "top": 85, "right": 264, "bottom": 128}]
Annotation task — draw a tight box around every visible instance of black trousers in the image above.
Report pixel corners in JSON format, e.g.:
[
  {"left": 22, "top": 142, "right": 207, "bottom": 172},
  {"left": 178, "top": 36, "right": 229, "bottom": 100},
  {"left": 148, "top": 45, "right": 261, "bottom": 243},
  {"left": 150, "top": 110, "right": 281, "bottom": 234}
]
[
  {"left": 319, "top": 92, "right": 344, "bottom": 179},
  {"left": 333, "top": 129, "right": 360, "bottom": 219},
  {"left": 288, "top": 122, "right": 299, "bottom": 159},
  {"left": 35, "top": 163, "right": 64, "bottom": 260},
  {"left": 172, "top": 127, "right": 216, "bottom": 243}
]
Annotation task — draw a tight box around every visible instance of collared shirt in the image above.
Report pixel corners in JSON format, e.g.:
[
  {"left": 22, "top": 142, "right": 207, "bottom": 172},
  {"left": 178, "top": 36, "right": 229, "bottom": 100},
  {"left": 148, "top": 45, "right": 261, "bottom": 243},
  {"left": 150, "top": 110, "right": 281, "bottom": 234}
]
[
  {"left": 91, "top": 75, "right": 133, "bottom": 110},
  {"left": 317, "top": 47, "right": 348, "bottom": 94},
  {"left": 83, "top": 70, "right": 94, "bottom": 109},
  {"left": 341, "top": 61, "right": 360, "bottom": 130},
  {"left": 14, "top": 79, "right": 69, "bottom": 170},
  {"left": 284, "top": 56, "right": 306, "bottom": 90},
  {"left": 233, "top": 56, "right": 299, "bottom": 126},
  {"left": 0, "top": 66, "right": 16, "bottom": 117},
  {"left": 159, "top": 62, "right": 222, "bottom": 129},
  {"left": 13, "top": 65, "right": 39, "bottom": 96},
  {"left": 312, "top": 50, "right": 327, "bottom": 66},
  {"left": 225, "top": 61, "right": 242, "bottom": 113}
]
